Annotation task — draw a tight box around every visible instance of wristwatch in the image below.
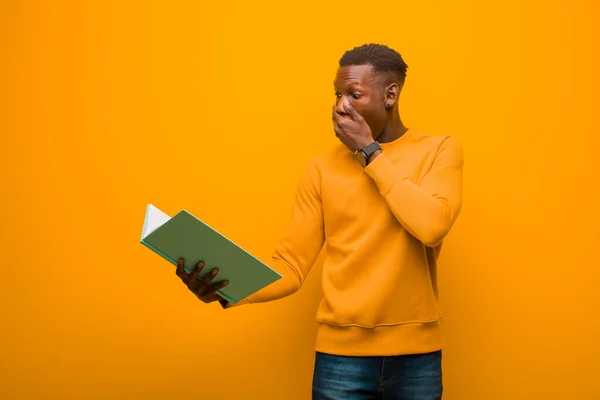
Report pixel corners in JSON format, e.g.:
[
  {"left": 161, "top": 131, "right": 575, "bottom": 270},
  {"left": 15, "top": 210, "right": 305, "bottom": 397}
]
[{"left": 354, "top": 141, "right": 382, "bottom": 167}]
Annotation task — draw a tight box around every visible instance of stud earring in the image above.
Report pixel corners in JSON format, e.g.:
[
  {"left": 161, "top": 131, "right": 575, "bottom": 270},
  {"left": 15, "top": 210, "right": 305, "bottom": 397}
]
[{"left": 385, "top": 103, "right": 392, "bottom": 109}]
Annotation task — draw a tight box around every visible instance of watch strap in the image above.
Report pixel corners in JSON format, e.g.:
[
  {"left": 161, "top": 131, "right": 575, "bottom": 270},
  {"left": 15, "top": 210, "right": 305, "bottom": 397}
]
[{"left": 361, "top": 141, "right": 381, "bottom": 165}]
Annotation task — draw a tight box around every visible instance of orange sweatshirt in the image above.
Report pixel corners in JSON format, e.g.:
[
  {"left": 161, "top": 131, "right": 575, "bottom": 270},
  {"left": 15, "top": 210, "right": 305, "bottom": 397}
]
[{"left": 224, "top": 127, "right": 464, "bottom": 357}]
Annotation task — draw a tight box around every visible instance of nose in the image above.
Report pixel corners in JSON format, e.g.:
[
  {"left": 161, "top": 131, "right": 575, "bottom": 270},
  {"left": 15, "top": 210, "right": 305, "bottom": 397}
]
[{"left": 335, "top": 96, "right": 348, "bottom": 116}]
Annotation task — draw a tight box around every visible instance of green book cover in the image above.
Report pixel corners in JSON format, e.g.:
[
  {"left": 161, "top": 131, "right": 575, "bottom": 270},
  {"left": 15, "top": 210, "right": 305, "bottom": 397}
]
[{"left": 140, "top": 204, "right": 282, "bottom": 304}]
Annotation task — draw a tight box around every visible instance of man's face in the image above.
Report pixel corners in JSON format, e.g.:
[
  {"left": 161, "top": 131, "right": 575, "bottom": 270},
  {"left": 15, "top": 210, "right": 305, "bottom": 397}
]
[{"left": 333, "top": 64, "right": 388, "bottom": 140}]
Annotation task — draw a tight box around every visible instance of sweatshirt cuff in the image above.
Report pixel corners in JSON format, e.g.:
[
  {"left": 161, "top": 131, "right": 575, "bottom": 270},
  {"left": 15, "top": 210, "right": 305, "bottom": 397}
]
[{"left": 364, "top": 152, "right": 406, "bottom": 196}]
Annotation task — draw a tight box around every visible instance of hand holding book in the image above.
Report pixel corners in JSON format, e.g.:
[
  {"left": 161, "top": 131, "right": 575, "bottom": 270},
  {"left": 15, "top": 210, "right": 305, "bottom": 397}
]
[
  {"left": 140, "top": 204, "right": 282, "bottom": 306},
  {"left": 175, "top": 258, "right": 229, "bottom": 304}
]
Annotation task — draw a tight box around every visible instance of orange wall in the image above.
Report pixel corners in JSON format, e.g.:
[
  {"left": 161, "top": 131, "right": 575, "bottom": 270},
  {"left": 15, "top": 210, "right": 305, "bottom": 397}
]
[{"left": 1, "top": 1, "right": 599, "bottom": 399}]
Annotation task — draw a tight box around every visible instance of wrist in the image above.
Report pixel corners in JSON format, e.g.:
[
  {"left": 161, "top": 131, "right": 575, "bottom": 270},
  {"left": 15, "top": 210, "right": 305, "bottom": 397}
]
[
  {"left": 354, "top": 141, "right": 382, "bottom": 167},
  {"left": 356, "top": 139, "right": 374, "bottom": 152}
]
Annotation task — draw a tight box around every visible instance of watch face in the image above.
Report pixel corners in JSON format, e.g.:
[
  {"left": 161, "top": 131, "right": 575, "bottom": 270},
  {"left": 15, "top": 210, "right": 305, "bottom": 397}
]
[{"left": 354, "top": 151, "right": 367, "bottom": 167}]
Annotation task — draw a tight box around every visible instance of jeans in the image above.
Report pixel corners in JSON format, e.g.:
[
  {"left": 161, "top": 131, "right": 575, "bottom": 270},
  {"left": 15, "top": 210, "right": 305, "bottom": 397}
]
[{"left": 312, "top": 350, "right": 443, "bottom": 400}]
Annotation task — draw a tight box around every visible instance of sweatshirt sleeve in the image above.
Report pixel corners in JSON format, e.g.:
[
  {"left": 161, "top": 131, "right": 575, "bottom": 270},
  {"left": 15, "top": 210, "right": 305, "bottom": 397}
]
[
  {"left": 219, "top": 157, "right": 325, "bottom": 309},
  {"left": 363, "top": 135, "right": 464, "bottom": 248}
]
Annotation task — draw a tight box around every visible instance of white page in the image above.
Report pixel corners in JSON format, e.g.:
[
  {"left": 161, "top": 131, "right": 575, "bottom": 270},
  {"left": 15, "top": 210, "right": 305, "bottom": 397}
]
[{"left": 141, "top": 204, "right": 171, "bottom": 239}]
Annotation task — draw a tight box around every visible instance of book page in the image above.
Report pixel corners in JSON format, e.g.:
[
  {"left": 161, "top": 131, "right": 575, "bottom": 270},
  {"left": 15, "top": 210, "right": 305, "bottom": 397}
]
[{"left": 141, "top": 204, "right": 171, "bottom": 239}]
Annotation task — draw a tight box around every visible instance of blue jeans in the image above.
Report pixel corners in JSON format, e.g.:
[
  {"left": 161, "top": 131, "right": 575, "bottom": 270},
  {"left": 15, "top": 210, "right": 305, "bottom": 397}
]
[{"left": 312, "top": 350, "right": 443, "bottom": 400}]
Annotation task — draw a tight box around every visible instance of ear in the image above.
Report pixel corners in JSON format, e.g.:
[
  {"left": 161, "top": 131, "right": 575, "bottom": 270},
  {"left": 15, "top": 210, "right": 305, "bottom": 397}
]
[{"left": 384, "top": 82, "right": 401, "bottom": 108}]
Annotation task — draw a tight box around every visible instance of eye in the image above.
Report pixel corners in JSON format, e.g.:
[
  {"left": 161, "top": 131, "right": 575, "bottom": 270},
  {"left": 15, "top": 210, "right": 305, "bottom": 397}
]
[
  {"left": 335, "top": 92, "right": 341, "bottom": 99},
  {"left": 351, "top": 93, "right": 361, "bottom": 99}
]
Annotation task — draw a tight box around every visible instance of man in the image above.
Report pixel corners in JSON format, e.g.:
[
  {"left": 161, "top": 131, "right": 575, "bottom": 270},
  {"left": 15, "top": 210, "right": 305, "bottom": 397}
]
[{"left": 176, "top": 43, "right": 464, "bottom": 399}]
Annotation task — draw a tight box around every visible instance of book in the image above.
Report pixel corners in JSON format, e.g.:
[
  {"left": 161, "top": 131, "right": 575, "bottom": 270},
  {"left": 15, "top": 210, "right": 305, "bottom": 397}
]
[{"left": 140, "top": 204, "right": 282, "bottom": 304}]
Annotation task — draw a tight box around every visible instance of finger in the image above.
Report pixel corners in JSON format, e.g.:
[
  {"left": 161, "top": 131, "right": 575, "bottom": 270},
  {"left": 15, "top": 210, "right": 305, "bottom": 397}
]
[
  {"left": 333, "top": 124, "right": 341, "bottom": 138},
  {"left": 344, "top": 100, "right": 361, "bottom": 121},
  {"left": 332, "top": 104, "right": 346, "bottom": 121},
  {"left": 176, "top": 258, "right": 186, "bottom": 279},
  {"left": 195, "top": 268, "right": 219, "bottom": 295},
  {"left": 189, "top": 261, "right": 204, "bottom": 281},
  {"left": 333, "top": 118, "right": 346, "bottom": 137},
  {"left": 186, "top": 261, "right": 205, "bottom": 291},
  {"left": 332, "top": 108, "right": 343, "bottom": 126},
  {"left": 199, "top": 280, "right": 229, "bottom": 302}
]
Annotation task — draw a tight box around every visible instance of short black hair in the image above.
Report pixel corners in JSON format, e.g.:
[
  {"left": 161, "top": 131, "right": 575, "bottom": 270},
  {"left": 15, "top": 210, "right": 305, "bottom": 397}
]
[{"left": 339, "top": 43, "right": 408, "bottom": 82}]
